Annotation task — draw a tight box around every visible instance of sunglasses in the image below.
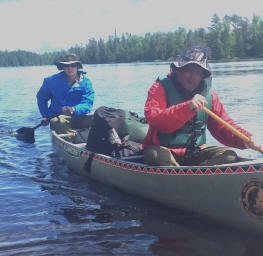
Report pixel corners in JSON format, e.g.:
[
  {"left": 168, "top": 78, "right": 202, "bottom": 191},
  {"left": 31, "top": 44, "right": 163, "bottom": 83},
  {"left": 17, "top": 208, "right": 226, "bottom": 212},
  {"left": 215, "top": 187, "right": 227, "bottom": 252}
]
[{"left": 63, "top": 63, "right": 78, "bottom": 68}]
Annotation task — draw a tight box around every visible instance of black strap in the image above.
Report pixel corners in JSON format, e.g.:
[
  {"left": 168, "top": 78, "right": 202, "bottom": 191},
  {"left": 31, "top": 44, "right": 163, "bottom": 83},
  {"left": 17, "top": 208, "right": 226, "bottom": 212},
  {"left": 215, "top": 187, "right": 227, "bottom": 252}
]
[{"left": 84, "top": 152, "right": 95, "bottom": 173}]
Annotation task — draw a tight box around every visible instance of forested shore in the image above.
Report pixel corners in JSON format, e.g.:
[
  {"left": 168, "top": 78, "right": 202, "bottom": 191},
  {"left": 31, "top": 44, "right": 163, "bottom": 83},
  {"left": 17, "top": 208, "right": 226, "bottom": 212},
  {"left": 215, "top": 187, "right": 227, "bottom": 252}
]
[{"left": 1, "top": 14, "right": 263, "bottom": 67}]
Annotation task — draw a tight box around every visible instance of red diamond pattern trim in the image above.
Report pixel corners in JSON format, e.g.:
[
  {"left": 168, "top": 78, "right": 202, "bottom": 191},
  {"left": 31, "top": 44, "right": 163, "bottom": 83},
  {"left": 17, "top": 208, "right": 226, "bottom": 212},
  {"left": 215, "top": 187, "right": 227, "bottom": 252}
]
[
  {"left": 186, "top": 169, "right": 194, "bottom": 175},
  {"left": 236, "top": 167, "right": 245, "bottom": 173},
  {"left": 178, "top": 170, "right": 185, "bottom": 175},
  {"left": 215, "top": 168, "right": 223, "bottom": 174},
  {"left": 163, "top": 169, "right": 169, "bottom": 175},
  {"left": 156, "top": 169, "right": 161, "bottom": 174},
  {"left": 148, "top": 168, "right": 154, "bottom": 174},
  {"left": 205, "top": 169, "right": 213, "bottom": 175},
  {"left": 77, "top": 151, "right": 263, "bottom": 175},
  {"left": 224, "top": 168, "right": 233, "bottom": 174},
  {"left": 195, "top": 169, "right": 203, "bottom": 175},
  {"left": 248, "top": 166, "right": 256, "bottom": 172}
]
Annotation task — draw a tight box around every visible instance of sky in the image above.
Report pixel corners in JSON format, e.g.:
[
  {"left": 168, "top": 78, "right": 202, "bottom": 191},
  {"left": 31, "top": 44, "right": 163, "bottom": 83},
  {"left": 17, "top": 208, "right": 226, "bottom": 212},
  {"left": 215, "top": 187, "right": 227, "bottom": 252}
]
[{"left": 1, "top": 0, "right": 263, "bottom": 53}]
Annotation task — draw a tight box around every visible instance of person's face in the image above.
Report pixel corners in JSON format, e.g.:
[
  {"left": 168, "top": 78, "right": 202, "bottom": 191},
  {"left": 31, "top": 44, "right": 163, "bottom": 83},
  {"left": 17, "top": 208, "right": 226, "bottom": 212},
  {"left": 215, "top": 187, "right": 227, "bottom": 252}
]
[
  {"left": 63, "top": 63, "right": 78, "bottom": 78},
  {"left": 177, "top": 64, "right": 205, "bottom": 92}
]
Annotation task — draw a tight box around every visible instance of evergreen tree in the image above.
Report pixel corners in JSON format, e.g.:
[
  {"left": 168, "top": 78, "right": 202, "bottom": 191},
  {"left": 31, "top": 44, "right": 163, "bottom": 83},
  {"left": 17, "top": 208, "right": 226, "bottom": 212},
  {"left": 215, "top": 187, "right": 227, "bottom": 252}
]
[
  {"left": 1, "top": 13, "right": 263, "bottom": 67},
  {"left": 207, "top": 14, "right": 224, "bottom": 59}
]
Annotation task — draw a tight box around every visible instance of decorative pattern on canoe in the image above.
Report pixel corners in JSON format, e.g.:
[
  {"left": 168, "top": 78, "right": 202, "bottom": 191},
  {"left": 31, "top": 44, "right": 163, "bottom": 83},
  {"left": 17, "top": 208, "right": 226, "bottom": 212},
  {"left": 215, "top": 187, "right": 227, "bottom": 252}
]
[
  {"left": 53, "top": 135, "right": 263, "bottom": 175},
  {"left": 81, "top": 152, "right": 263, "bottom": 176}
]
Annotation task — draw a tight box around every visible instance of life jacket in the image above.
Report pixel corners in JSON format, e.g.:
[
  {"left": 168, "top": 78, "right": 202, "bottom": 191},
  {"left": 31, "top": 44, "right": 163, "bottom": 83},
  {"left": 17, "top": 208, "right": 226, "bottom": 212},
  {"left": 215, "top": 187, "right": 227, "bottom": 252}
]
[{"left": 157, "top": 76, "right": 212, "bottom": 148}]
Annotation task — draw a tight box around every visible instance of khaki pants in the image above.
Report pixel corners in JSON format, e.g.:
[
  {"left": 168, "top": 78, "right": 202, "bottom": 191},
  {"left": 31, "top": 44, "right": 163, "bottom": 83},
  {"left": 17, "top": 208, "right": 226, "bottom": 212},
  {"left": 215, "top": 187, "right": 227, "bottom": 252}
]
[
  {"left": 50, "top": 114, "right": 93, "bottom": 134},
  {"left": 143, "top": 145, "right": 238, "bottom": 166}
]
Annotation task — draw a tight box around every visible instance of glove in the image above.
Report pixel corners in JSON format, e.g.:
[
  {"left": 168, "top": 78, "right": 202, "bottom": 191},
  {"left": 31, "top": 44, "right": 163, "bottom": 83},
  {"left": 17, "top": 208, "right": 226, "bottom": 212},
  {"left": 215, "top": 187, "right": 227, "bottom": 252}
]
[
  {"left": 62, "top": 106, "right": 75, "bottom": 115},
  {"left": 41, "top": 118, "right": 50, "bottom": 126}
]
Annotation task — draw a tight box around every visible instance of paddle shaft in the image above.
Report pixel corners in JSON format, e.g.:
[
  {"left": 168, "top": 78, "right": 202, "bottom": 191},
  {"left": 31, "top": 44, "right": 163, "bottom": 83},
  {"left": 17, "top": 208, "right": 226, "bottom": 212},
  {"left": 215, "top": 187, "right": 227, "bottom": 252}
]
[
  {"left": 203, "top": 107, "right": 263, "bottom": 154},
  {"left": 33, "top": 123, "right": 42, "bottom": 130},
  {"left": 203, "top": 107, "right": 250, "bottom": 143}
]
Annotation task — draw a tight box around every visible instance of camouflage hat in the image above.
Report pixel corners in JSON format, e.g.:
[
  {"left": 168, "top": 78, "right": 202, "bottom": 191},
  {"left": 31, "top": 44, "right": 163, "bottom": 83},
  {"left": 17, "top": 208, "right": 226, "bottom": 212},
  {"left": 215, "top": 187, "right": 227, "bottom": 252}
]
[
  {"left": 56, "top": 53, "right": 83, "bottom": 70},
  {"left": 171, "top": 46, "right": 211, "bottom": 78}
]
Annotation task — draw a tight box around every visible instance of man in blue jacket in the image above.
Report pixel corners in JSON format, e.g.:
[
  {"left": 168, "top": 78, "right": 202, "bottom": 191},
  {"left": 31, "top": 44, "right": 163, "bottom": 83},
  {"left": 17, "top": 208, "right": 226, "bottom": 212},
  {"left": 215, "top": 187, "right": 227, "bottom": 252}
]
[{"left": 37, "top": 53, "right": 94, "bottom": 133}]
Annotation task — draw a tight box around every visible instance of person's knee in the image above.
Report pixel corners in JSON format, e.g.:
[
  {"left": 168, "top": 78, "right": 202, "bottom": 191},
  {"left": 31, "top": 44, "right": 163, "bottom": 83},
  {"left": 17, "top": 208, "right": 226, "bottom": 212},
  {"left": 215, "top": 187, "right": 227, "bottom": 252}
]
[
  {"left": 143, "top": 146, "right": 179, "bottom": 166},
  {"left": 143, "top": 146, "right": 158, "bottom": 164},
  {"left": 222, "top": 150, "right": 238, "bottom": 163}
]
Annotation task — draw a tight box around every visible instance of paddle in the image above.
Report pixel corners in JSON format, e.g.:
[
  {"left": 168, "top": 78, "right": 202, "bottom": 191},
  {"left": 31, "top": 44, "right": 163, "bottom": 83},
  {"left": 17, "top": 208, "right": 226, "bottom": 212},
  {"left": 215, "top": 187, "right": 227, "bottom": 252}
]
[
  {"left": 0, "top": 123, "right": 41, "bottom": 144},
  {"left": 15, "top": 123, "right": 43, "bottom": 144},
  {"left": 203, "top": 106, "right": 263, "bottom": 154}
]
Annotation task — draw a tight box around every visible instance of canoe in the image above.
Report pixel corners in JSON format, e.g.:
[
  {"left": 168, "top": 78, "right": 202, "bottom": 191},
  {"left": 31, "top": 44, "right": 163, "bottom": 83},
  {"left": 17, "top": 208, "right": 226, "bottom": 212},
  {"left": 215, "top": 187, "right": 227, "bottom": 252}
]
[{"left": 51, "top": 114, "right": 263, "bottom": 234}]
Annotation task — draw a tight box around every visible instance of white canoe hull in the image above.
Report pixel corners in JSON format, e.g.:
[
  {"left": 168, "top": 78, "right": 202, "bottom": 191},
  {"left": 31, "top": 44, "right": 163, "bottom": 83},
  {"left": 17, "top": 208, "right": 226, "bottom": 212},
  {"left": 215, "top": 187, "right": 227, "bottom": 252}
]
[{"left": 52, "top": 131, "right": 263, "bottom": 234}]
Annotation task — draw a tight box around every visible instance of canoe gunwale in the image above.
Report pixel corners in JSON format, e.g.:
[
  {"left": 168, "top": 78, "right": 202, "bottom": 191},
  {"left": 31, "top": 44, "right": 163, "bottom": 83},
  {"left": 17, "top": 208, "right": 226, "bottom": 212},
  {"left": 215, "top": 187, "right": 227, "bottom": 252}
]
[{"left": 51, "top": 130, "right": 263, "bottom": 176}]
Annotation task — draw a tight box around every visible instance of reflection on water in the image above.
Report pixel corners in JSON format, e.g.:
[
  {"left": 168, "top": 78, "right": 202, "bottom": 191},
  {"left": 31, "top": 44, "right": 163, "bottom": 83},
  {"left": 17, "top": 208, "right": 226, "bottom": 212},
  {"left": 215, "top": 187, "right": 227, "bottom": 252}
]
[{"left": 0, "top": 61, "right": 263, "bottom": 255}]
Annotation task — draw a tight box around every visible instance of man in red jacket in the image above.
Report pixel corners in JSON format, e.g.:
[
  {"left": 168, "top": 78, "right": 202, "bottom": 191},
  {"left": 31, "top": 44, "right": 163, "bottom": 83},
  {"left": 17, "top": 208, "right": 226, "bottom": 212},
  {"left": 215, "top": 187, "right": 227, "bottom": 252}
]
[{"left": 143, "top": 46, "right": 262, "bottom": 166}]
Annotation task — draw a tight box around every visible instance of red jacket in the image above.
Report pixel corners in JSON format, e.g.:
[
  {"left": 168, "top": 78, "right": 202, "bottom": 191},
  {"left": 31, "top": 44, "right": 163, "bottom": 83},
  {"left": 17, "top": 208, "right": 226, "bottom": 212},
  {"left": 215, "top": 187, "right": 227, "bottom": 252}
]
[{"left": 143, "top": 76, "right": 251, "bottom": 156}]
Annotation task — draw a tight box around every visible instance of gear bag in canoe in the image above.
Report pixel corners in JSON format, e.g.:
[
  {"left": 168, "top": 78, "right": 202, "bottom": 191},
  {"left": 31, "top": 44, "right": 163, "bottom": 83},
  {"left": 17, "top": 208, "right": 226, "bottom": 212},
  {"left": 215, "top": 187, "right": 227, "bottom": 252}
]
[{"left": 86, "top": 106, "right": 149, "bottom": 158}]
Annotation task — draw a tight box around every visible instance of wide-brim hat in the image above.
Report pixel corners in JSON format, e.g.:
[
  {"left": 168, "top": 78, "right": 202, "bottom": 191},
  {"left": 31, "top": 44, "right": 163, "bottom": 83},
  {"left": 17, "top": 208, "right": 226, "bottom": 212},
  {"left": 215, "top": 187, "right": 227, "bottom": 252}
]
[
  {"left": 55, "top": 53, "right": 83, "bottom": 70},
  {"left": 171, "top": 46, "right": 211, "bottom": 78}
]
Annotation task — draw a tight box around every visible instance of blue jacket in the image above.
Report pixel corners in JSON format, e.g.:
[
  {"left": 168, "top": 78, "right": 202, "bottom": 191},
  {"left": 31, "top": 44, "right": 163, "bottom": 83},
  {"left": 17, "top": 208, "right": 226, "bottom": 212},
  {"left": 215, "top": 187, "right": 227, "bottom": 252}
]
[{"left": 37, "top": 71, "right": 94, "bottom": 118}]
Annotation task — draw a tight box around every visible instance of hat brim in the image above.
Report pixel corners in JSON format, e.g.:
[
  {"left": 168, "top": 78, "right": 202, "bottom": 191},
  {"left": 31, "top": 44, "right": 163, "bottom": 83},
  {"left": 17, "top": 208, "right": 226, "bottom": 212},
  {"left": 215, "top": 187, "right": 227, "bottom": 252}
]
[
  {"left": 172, "top": 61, "right": 211, "bottom": 78},
  {"left": 56, "top": 61, "right": 83, "bottom": 70},
  {"left": 58, "top": 60, "right": 81, "bottom": 65}
]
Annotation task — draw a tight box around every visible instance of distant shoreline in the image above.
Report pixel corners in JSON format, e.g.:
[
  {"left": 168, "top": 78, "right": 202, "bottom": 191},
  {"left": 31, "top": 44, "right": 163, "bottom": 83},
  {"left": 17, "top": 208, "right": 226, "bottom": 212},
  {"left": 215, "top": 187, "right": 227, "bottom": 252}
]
[
  {"left": 209, "top": 57, "right": 263, "bottom": 63},
  {"left": 1, "top": 57, "right": 263, "bottom": 69}
]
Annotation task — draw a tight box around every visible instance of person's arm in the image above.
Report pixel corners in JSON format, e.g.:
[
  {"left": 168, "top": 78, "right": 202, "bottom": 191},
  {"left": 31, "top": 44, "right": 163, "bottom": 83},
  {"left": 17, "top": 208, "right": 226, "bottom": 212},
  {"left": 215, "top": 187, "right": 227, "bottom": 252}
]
[
  {"left": 73, "top": 77, "right": 94, "bottom": 116},
  {"left": 36, "top": 78, "right": 52, "bottom": 118},
  {"left": 207, "top": 90, "right": 252, "bottom": 149},
  {"left": 144, "top": 81, "right": 196, "bottom": 133}
]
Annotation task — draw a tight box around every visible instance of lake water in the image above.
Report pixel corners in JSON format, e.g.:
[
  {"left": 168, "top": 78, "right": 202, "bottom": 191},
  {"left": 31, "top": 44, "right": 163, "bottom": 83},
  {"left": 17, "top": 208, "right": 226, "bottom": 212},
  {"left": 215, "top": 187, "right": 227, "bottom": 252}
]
[{"left": 0, "top": 61, "right": 263, "bottom": 255}]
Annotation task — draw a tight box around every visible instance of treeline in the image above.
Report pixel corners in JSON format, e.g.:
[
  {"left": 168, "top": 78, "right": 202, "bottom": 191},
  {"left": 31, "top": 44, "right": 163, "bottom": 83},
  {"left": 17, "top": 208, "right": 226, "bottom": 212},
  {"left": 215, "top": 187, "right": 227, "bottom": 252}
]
[
  {"left": 0, "top": 50, "right": 66, "bottom": 67},
  {"left": 1, "top": 13, "right": 263, "bottom": 67}
]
